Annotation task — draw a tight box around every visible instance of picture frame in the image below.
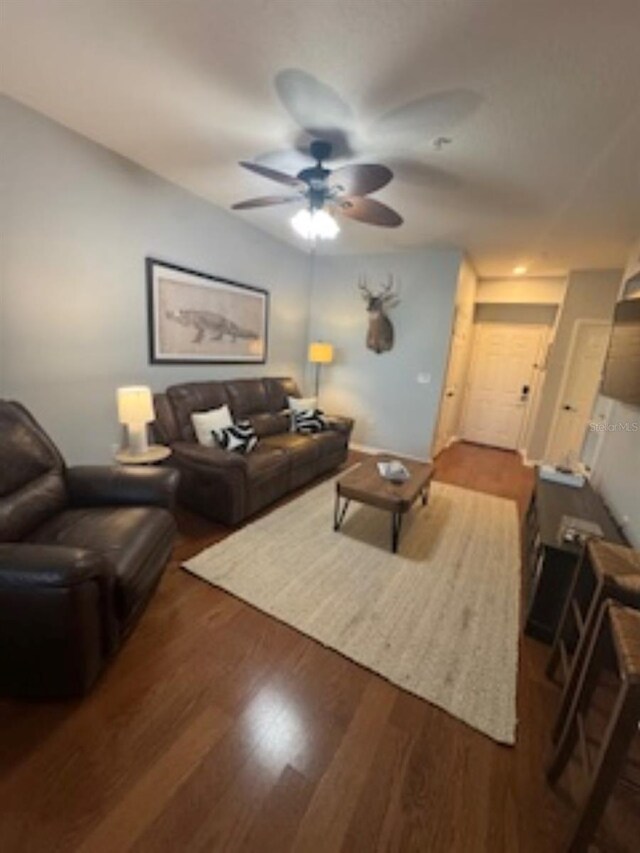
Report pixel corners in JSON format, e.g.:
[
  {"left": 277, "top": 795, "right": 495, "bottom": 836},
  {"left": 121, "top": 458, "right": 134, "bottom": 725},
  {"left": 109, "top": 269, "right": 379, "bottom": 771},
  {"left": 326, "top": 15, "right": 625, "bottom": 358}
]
[{"left": 146, "top": 258, "right": 269, "bottom": 364}]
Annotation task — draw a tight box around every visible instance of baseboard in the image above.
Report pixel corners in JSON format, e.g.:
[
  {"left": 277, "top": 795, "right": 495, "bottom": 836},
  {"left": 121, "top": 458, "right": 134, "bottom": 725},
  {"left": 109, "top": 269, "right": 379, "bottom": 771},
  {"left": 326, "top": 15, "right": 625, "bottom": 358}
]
[
  {"left": 350, "top": 442, "right": 431, "bottom": 464},
  {"left": 518, "top": 449, "right": 542, "bottom": 468}
]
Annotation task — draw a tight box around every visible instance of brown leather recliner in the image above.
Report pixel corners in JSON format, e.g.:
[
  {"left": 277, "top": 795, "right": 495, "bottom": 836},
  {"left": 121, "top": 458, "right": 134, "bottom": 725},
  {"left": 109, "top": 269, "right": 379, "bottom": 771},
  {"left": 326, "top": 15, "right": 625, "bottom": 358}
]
[
  {"left": 0, "top": 401, "right": 180, "bottom": 699},
  {"left": 153, "top": 377, "right": 354, "bottom": 525}
]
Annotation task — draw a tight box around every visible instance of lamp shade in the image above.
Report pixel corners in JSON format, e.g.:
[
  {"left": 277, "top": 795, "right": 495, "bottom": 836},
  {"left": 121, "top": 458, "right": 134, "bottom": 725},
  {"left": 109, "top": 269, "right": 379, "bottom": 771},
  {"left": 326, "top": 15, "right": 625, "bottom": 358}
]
[
  {"left": 308, "top": 342, "right": 334, "bottom": 364},
  {"left": 117, "top": 386, "right": 154, "bottom": 425}
]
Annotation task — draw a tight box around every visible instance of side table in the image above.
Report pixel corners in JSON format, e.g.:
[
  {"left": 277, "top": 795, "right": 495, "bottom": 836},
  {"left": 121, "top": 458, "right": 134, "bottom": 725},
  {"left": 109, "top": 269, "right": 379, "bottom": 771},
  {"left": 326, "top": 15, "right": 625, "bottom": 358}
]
[{"left": 114, "top": 445, "right": 172, "bottom": 466}]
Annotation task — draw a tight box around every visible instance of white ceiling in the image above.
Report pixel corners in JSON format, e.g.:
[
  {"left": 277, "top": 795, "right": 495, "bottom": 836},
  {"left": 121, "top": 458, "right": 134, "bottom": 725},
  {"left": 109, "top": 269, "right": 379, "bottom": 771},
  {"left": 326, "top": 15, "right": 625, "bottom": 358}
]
[{"left": 2, "top": 0, "right": 640, "bottom": 276}]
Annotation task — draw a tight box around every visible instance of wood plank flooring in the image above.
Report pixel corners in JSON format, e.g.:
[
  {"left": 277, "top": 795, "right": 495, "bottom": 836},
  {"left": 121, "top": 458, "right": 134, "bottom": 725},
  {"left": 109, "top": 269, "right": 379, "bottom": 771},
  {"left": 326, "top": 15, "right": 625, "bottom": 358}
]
[{"left": 0, "top": 442, "right": 636, "bottom": 852}]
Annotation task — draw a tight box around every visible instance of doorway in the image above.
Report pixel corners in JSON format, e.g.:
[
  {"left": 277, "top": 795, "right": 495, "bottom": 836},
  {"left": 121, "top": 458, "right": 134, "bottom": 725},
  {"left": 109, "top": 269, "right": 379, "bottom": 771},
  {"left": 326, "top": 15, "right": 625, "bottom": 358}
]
[
  {"left": 545, "top": 320, "right": 611, "bottom": 465},
  {"left": 433, "top": 304, "right": 473, "bottom": 455},
  {"left": 460, "top": 323, "right": 548, "bottom": 450}
]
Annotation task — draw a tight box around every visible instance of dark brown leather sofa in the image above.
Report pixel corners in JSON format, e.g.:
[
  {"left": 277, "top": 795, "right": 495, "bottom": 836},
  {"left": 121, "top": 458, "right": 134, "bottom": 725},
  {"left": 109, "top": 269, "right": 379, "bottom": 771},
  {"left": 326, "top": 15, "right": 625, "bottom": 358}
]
[
  {"left": 153, "top": 377, "right": 353, "bottom": 525},
  {"left": 0, "top": 401, "right": 179, "bottom": 699}
]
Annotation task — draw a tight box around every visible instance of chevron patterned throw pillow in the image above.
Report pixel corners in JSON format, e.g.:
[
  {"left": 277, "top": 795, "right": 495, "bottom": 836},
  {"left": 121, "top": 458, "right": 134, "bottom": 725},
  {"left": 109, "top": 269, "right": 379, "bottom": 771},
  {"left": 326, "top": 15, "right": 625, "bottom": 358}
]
[
  {"left": 292, "top": 409, "right": 327, "bottom": 434},
  {"left": 212, "top": 420, "right": 258, "bottom": 454}
]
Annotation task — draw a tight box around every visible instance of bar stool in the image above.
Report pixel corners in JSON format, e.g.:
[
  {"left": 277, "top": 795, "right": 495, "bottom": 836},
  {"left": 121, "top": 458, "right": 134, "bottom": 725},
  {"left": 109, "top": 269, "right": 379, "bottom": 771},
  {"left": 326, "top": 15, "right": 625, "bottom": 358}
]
[
  {"left": 547, "top": 600, "right": 640, "bottom": 853},
  {"left": 546, "top": 540, "right": 640, "bottom": 743}
]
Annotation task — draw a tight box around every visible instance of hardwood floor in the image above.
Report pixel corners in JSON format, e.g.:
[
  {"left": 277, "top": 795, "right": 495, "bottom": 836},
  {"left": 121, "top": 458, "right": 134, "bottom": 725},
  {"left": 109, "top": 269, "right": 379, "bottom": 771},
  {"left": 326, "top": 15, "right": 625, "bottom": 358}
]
[{"left": 0, "top": 443, "right": 636, "bottom": 852}]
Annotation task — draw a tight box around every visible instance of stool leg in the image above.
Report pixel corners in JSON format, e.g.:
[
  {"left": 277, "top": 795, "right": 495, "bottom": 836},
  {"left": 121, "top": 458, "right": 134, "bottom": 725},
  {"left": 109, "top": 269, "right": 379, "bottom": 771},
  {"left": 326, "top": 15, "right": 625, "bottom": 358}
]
[
  {"left": 547, "top": 549, "right": 586, "bottom": 680},
  {"left": 567, "top": 682, "right": 640, "bottom": 853},
  {"left": 552, "top": 581, "right": 605, "bottom": 743},
  {"left": 547, "top": 602, "right": 610, "bottom": 785}
]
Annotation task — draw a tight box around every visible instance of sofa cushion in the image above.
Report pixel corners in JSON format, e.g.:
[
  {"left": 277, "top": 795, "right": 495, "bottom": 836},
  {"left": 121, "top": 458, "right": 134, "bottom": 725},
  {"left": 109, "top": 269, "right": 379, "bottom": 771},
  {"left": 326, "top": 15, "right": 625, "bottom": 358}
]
[
  {"left": 248, "top": 411, "right": 291, "bottom": 437},
  {"left": 167, "top": 382, "right": 230, "bottom": 442},
  {"left": 306, "top": 429, "right": 348, "bottom": 456},
  {"left": 163, "top": 378, "right": 303, "bottom": 444},
  {"left": 243, "top": 445, "right": 290, "bottom": 481},
  {"left": 260, "top": 433, "right": 320, "bottom": 467},
  {"left": 0, "top": 472, "right": 68, "bottom": 543},
  {"left": 26, "top": 506, "right": 175, "bottom": 622},
  {"left": 0, "top": 401, "right": 67, "bottom": 541},
  {"left": 152, "top": 393, "right": 181, "bottom": 444},
  {"left": 225, "top": 379, "right": 270, "bottom": 419},
  {"left": 263, "top": 377, "right": 301, "bottom": 412}
]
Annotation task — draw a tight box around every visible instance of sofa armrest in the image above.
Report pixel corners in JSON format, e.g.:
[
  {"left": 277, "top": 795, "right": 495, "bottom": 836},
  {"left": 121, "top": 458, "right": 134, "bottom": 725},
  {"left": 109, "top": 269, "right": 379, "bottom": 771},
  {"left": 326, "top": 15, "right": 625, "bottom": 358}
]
[
  {"left": 66, "top": 465, "right": 179, "bottom": 510},
  {"left": 171, "top": 442, "right": 249, "bottom": 471},
  {"left": 0, "top": 544, "right": 117, "bottom": 698},
  {"left": 325, "top": 415, "right": 354, "bottom": 436}
]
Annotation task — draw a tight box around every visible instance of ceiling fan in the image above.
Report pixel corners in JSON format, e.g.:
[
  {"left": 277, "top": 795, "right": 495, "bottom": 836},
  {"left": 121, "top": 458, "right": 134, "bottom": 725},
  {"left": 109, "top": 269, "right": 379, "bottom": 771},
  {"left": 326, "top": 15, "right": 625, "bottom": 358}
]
[{"left": 231, "top": 139, "right": 403, "bottom": 239}]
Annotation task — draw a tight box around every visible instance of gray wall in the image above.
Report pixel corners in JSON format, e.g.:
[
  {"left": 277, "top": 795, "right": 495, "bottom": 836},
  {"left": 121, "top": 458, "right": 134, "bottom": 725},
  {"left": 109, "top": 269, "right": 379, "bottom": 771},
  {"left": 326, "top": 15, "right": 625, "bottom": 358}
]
[
  {"left": 0, "top": 96, "right": 311, "bottom": 462},
  {"left": 527, "top": 268, "right": 622, "bottom": 460},
  {"left": 589, "top": 237, "right": 640, "bottom": 548},
  {"left": 308, "top": 248, "right": 461, "bottom": 459}
]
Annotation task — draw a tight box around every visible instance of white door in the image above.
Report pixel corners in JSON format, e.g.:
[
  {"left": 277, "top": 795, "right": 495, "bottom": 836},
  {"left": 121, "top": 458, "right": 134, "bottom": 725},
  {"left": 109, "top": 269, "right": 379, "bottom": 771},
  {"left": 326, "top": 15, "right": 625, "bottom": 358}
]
[
  {"left": 545, "top": 321, "right": 611, "bottom": 465},
  {"left": 433, "top": 304, "right": 473, "bottom": 455},
  {"left": 461, "top": 324, "right": 547, "bottom": 450}
]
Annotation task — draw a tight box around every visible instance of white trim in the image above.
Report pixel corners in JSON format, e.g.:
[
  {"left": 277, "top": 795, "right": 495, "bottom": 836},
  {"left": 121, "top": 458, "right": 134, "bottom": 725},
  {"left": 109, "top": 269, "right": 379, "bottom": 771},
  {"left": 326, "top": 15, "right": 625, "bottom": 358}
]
[
  {"left": 518, "top": 325, "right": 551, "bottom": 450},
  {"left": 583, "top": 395, "right": 615, "bottom": 475},
  {"left": 544, "top": 319, "right": 611, "bottom": 462},
  {"left": 518, "top": 449, "right": 542, "bottom": 468},
  {"left": 350, "top": 442, "right": 431, "bottom": 463}
]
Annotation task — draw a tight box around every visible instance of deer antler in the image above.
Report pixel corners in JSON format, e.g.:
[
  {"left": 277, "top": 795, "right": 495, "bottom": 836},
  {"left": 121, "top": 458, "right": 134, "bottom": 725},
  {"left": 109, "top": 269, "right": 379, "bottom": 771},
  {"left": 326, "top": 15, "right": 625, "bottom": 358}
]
[
  {"left": 358, "top": 275, "right": 372, "bottom": 299},
  {"left": 379, "top": 274, "right": 397, "bottom": 301}
]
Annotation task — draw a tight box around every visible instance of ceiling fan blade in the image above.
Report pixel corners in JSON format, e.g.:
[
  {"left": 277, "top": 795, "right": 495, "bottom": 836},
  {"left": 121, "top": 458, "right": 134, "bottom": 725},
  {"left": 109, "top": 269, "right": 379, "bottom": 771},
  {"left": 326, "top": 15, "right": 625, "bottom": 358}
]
[
  {"left": 274, "top": 68, "right": 354, "bottom": 138},
  {"left": 329, "top": 164, "right": 393, "bottom": 196},
  {"left": 373, "top": 89, "right": 482, "bottom": 141},
  {"left": 336, "top": 197, "right": 403, "bottom": 228},
  {"left": 239, "top": 160, "right": 304, "bottom": 188},
  {"left": 383, "top": 157, "right": 462, "bottom": 191},
  {"left": 231, "top": 195, "right": 301, "bottom": 210},
  {"left": 255, "top": 148, "right": 315, "bottom": 174}
]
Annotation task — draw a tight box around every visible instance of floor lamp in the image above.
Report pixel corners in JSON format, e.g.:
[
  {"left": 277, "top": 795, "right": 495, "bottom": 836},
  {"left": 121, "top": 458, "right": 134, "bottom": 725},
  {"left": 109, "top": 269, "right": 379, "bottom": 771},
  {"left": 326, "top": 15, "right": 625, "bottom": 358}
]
[{"left": 308, "top": 341, "right": 334, "bottom": 398}]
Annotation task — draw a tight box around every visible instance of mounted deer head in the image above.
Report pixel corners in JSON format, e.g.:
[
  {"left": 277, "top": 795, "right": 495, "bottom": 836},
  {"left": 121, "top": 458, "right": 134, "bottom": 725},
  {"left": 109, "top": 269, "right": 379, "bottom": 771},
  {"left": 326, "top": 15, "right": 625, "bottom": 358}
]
[{"left": 358, "top": 274, "right": 399, "bottom": 354}]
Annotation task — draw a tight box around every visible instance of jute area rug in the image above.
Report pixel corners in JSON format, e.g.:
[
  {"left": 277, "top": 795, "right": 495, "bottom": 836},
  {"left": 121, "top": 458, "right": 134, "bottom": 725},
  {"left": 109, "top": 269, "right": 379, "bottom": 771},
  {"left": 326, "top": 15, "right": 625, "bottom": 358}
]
[{"left": 183, "top": 476, "right": 520, "bottom": 744}]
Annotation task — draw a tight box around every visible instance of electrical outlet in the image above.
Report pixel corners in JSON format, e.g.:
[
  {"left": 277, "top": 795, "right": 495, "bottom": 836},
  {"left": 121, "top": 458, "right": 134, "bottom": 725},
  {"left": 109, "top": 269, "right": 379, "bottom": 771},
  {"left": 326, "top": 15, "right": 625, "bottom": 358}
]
[{"left": 417, "top": 373, "right": 431, "bottom": 385}]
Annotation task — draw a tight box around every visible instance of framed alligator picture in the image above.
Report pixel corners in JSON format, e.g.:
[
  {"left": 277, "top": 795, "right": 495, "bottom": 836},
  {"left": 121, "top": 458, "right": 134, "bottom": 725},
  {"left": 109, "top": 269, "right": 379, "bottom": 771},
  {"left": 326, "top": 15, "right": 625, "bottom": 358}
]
[{"left": 146, "top": 258, "right": 268, "bottom": 364}]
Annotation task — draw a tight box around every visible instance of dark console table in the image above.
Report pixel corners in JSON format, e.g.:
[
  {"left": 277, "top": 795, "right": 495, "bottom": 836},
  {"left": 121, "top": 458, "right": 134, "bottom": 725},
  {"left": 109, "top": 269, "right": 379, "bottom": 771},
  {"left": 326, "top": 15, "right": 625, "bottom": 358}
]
[{"left": 523, "top": 471, "right": 627, "bottom": 643}]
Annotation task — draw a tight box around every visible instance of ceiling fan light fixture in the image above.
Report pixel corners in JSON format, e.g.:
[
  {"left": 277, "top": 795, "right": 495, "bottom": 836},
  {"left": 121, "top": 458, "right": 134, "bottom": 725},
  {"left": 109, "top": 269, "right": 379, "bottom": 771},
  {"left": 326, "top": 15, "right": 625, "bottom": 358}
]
[{"left": 291, "top": 207, "right": 339, "bottom": 241}]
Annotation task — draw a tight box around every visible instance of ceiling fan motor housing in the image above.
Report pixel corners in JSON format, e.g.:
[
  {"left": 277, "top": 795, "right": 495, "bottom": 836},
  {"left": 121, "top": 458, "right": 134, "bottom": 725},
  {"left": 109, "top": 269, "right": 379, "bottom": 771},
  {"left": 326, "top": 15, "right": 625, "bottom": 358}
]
[
  {"left": 309, "top": 139, "right": 332, "bottom": 162},
  {"left": 298, "top": 141, "right": 334, "bottom": 210}
]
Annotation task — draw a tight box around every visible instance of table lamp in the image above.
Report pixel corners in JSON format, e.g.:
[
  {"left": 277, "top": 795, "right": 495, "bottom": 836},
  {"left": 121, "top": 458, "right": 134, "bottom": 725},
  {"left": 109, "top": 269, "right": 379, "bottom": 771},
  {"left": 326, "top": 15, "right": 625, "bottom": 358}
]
[
  {"left": 117, "top": 386, "right": 155, "bottom": 457},
  {"left": 308, "top": 341, "right": 334, "bottom": 397}
]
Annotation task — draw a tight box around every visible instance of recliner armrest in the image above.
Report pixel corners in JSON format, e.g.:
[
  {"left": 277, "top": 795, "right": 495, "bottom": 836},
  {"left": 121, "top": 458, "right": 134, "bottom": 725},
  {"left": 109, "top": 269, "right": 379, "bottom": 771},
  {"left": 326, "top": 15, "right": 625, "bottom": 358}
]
[
  {"left": 0, "top": 543, "right": 111, "bottom": 589},
  {"left": 171, "top": 442, "right": 248, "bottom": 471},
  {"left": 0, "top": 543, "right": 118, "bottom": 698},
  {"left": 324, "top": 415, "right": 354, "bottom": 436},
  {"left": 66, "top": 465, "right": 179, "bottom": 510}
]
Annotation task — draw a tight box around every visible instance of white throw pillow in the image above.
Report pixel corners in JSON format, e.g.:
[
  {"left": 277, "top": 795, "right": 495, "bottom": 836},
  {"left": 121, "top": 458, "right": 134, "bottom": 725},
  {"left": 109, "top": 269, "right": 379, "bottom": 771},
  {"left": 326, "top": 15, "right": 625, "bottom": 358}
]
[
  {"left": 191, "top": 405, "right": 233, "bottom": 446},
  {"left": 287, "top": 395, "right": 318, "bottom": 413}
]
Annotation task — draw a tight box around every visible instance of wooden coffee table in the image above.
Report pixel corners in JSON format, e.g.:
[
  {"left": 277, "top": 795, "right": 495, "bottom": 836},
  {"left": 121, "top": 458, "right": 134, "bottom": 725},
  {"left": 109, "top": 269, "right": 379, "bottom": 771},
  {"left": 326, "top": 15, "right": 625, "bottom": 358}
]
[{"left": 334, "top": 455, "right": 434, "bottom": 553}]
